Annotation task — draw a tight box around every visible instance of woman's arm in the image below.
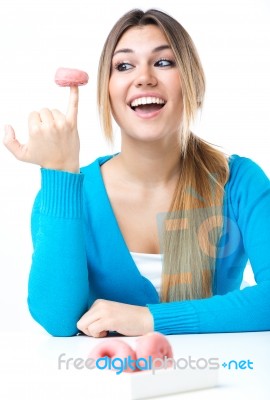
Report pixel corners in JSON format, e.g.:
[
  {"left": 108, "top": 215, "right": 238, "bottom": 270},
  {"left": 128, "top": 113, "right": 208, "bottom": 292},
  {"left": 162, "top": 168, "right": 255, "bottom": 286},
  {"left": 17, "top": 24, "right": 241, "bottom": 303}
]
[
  {"left": 148, "top": 157, "right": 270, "bottom": 334},
  {"left": 4, "top": 86, "right": 90, "bottom": 336},
  {"left": 147, "top": 282, "right": 270, "bottom": 334},
  {"left": 28, "top": 169, "right": 90, "bottom": 336}
]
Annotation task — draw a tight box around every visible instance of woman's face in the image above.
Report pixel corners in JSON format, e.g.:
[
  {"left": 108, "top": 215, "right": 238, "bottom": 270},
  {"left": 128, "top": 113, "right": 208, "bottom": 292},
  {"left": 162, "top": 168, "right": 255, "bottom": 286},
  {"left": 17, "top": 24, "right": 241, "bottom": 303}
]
[{"left": 109, "top": 24, "right": 183, "bottom": 144}]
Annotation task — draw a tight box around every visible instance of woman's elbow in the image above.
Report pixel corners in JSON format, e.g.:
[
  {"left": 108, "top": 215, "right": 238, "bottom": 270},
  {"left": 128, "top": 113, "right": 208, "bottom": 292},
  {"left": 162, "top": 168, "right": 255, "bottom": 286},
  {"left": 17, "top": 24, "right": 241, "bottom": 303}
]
[{"left": 28, "top": 301, "right": 80, "bottom": 337}]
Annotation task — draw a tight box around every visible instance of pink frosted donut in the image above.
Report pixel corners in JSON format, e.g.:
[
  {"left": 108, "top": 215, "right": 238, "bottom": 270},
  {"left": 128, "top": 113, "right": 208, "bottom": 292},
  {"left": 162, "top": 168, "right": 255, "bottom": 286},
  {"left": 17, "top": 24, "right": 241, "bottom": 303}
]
[
  {"left": 55, "top": 67, "right": 89, "bottom": 86},
  {"left": 136, "top": 332, "right": 173, "bottom": 368},
  {"left": 88, "top": 339, "right": 137, "bottom": 373}
]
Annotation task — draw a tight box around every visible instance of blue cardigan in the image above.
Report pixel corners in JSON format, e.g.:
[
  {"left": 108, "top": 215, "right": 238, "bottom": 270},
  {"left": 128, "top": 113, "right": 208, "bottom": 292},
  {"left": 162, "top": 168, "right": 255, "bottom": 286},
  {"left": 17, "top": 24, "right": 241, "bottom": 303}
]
[{"left": 28, "top": 154, "right": 270, "bottom": 336}]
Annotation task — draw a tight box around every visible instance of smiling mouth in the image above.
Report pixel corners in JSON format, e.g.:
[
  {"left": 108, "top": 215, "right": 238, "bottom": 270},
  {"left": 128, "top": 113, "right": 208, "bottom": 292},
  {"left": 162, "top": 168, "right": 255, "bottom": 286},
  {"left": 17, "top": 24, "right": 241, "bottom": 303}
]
[{"left": 129, "top": 97, "right": 166, "bottom": 114}]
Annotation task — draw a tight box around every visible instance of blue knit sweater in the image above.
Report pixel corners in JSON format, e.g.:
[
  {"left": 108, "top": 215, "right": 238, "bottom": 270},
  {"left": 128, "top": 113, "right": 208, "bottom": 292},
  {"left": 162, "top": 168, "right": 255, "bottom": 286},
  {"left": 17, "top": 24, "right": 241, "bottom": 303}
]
[{"left": 28, "top": 154, "right": 270, "bottom": 336}]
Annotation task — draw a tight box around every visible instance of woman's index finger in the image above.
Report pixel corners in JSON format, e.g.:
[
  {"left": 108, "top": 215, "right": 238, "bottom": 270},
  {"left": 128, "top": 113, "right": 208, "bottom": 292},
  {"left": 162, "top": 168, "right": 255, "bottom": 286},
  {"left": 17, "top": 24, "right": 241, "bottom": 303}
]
[{"left": 66, "top": 86, "right": 79, "bottom": 123}]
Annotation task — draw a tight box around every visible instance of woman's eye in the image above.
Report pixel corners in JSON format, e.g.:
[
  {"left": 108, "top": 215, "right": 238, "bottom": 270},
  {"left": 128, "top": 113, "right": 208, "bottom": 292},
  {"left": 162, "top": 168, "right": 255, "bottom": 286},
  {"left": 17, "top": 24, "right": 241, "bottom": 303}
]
[
  {"left": 115, "top": 62, "right": 133, "bottom": 72},
  {"left": 155, "top": 59, "right": 175, "bottom": 67}
]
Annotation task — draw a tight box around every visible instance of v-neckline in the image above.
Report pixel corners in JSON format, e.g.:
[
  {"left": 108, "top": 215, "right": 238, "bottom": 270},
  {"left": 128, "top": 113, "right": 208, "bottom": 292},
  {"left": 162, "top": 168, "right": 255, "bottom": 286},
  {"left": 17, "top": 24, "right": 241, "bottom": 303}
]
[
  {"left": 93, "top": 155, "right": 160, "bottom": 301},
  {"left": 96, "top": 154, "right": 137, "bottom": 256}
]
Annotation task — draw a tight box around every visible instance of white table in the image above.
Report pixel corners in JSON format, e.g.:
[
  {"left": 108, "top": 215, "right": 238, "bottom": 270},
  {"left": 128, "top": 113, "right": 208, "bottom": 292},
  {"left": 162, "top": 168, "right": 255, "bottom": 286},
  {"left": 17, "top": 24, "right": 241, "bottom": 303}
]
[{"left": 0, "top": 330, "right": 269, "bottom": 399}]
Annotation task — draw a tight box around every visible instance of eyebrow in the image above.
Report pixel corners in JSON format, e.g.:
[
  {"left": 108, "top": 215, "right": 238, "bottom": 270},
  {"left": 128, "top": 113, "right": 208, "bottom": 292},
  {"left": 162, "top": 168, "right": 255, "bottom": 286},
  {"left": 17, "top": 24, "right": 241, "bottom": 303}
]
[{"left": 113, "top": 44, "right": 171, "bottom": 57}]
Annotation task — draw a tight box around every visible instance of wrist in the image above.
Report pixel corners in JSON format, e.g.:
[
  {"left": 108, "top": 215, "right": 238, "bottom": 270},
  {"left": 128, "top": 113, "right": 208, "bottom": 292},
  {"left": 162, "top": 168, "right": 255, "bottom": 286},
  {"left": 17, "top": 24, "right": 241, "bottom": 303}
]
[
  {"left": 41, "top": 161, "right": 80, "bottom": 174},
  {"left": 143, "top": 307, "right": 154, "bottom": 334},
  {"left": 40, "top": 168, "right": 84, "bottom": 218}
]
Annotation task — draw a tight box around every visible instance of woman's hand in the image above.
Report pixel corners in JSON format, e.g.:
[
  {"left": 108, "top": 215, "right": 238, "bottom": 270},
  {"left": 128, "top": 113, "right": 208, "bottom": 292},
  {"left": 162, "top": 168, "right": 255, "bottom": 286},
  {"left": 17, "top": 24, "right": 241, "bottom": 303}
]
[
  {"left": 77, "top": 299, "right": 154, "bottom": 338},
  {"left": 3, "top": 86, "right": 80, "bottom": 173}
]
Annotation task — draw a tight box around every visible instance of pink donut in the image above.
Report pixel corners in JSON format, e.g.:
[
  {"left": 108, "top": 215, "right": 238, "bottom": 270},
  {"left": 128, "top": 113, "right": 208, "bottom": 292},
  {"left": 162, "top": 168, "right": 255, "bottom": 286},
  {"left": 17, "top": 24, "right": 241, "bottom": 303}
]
[
  {"left": 55, "top": 67, "right": 89, "bottom": 86},
  {"left": 88, "top": 339, "right": 137, "bottom": 373},
  {"left": 136, "top": 332, "right": 173, "bottom": 368}
]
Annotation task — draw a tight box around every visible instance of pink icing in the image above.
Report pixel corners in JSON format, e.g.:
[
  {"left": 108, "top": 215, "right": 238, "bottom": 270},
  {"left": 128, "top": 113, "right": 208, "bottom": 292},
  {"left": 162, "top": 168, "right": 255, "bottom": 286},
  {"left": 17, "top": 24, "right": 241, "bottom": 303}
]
[
  {"left": 88, "top": 339, "right": 136, "bottom": 373},
  {"left": 54, "top": 67, "right": 89, "bottom": 86},
  {"left": 135, "top": 332, "right": 174, "bottom": 368},
  {"left": 88, "top": 333, "right": 173, "bottom": 373}
]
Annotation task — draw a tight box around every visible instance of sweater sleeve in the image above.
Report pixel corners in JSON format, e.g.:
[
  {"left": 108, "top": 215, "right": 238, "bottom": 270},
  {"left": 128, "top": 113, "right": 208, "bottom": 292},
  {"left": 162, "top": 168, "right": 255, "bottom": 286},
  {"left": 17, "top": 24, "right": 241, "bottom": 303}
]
[
  {"left": 27, "top": 169, "right": 90, "bottom": 336},
  {"left": 147, "top": 157, "right": 270, "bottom": 334}
]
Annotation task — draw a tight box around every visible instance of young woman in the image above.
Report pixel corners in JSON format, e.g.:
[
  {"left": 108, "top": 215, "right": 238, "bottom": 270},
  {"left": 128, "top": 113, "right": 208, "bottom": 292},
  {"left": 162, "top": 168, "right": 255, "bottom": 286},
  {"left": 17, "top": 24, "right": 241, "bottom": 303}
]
[{"left": 4, "top": 9, "right": 270, "bottom": 337}]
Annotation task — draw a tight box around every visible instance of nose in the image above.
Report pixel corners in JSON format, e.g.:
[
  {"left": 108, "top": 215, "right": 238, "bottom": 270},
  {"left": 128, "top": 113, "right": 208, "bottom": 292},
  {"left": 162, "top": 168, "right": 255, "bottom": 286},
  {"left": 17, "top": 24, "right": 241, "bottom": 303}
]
[{"left": 134, "top": 65, "right": 157, "bottom": 87}]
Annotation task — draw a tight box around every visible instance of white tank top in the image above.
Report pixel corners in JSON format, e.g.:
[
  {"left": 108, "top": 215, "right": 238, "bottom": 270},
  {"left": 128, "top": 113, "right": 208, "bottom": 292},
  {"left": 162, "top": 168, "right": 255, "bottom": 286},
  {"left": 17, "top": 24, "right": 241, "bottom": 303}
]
[{"left": 130, "top": 252, "right": 163, "bottom": 296}]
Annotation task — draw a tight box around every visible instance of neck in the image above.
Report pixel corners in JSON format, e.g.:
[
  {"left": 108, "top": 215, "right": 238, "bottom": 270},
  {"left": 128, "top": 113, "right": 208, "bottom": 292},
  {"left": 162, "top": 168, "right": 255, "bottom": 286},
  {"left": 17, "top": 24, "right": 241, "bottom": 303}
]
[{"left": 116, "top": 136, "right": 181, "bottom": 188}]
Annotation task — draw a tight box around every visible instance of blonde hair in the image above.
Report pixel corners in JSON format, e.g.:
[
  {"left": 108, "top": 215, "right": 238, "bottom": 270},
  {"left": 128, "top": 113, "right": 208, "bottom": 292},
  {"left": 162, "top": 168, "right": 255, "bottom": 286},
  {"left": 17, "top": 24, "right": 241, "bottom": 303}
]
[{"left": 97, "top": 9, "right": 229, "bottom": 302}]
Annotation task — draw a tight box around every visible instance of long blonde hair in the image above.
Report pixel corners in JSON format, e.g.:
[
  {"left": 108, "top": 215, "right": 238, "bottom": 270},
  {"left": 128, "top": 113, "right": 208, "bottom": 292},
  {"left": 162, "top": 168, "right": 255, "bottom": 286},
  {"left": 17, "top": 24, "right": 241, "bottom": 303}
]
[{"left": 97, "top": 9, "right": 229, "bottom": 302}]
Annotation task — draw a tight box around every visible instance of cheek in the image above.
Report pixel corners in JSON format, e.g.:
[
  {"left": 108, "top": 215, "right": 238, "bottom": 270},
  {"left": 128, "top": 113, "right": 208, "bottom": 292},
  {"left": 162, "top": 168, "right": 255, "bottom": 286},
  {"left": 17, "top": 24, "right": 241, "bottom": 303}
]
[
  {"left": 109, "top": 78, "right": 124, "bottom": 113},
  {"left": 172, "top": 89, "right": 183, "bottom": 115},
  {"left": 109, "top": 83, "right": 130, "bottom": 128},
  {"left": 172, "top": 82, "right": 183, "bottom": 104},
  {"left": 170, "top": 74, "right": 183, "bottom": 105}
]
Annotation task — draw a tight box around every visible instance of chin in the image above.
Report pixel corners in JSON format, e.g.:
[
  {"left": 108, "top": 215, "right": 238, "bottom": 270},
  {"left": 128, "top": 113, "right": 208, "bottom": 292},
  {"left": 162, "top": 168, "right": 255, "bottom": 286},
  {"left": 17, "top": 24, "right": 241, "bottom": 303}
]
[
  {"left": 128, "top": 132, "right": 167, "bottom": 143},
  {"left": 122, "top": 125, "right": 169, "bottom": 142}
]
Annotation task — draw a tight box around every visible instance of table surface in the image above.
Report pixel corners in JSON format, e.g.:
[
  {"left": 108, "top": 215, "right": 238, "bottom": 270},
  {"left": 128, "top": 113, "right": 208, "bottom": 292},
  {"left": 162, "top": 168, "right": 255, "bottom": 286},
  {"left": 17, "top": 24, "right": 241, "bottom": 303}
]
[{"left": 0, "top": 330, "right": 269, "bottom": 399}]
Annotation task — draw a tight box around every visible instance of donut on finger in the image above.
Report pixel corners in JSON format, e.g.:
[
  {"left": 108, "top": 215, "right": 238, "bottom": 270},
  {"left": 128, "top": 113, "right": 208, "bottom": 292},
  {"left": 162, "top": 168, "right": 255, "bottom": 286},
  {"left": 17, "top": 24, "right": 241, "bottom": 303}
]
[{"left": 55, "top": 67, "right": 89, "bottom": 87}]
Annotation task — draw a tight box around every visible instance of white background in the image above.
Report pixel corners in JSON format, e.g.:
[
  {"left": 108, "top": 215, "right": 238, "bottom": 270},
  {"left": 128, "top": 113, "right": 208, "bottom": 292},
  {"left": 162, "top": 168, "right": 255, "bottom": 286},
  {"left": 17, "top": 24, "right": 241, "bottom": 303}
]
[{"left": 0, "top": 0, "right": 269, "bottom": 333}]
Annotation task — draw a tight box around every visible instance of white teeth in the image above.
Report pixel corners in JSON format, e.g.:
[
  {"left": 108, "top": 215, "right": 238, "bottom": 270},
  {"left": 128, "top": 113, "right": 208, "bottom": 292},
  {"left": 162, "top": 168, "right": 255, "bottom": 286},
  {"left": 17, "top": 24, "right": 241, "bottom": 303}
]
[{"left": 130, "top": 97, "right": 165, "bottom": 108}]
